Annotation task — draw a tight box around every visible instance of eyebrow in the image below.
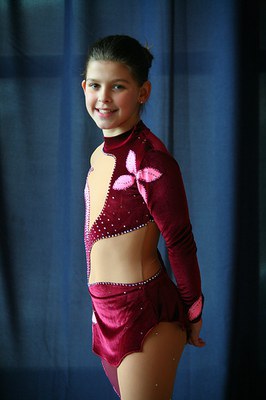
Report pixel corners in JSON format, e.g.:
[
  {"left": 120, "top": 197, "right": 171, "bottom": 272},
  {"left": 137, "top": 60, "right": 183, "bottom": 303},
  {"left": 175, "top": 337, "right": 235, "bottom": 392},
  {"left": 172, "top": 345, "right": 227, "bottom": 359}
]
[{"left": 86, "top": 78, "right": 130, "bottom": 83}]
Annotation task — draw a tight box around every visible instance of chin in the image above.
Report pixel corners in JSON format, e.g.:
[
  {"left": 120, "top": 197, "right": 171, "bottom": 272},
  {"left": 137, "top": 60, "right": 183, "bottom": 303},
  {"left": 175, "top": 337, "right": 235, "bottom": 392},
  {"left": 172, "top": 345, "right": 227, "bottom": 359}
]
[{"left": 95, "top": 120, "right": 112, "bottom": 129}]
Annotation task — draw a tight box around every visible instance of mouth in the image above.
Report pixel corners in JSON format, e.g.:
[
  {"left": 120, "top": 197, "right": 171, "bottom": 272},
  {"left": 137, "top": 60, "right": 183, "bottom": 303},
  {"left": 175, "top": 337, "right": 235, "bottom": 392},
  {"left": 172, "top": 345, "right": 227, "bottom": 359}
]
[{"left": 96, "top": 108, "right": 117, "bottom": 116}]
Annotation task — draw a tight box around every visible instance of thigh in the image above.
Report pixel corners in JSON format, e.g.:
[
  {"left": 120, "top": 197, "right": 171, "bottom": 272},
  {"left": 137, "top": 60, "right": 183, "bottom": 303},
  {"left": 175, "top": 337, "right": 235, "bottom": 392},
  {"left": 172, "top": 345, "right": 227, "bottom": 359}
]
[{"left": 117, "top": 322, "right": 186, "bottom": 400}]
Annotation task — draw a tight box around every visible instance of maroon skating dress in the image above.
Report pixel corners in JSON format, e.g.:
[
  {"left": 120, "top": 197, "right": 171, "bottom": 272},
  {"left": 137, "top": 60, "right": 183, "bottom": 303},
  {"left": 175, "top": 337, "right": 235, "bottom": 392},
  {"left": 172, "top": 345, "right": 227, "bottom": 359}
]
[{"left": 84, "top": 120, "right": 203, "bottom": 397}]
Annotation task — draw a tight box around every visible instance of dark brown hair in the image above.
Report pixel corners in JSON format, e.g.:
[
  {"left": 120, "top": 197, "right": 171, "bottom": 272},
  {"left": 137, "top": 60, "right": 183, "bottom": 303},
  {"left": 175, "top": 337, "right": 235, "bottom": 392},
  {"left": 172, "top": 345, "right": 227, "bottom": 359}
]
[{"left": 84, "top": 35, "right": 154, "bottom": 85}]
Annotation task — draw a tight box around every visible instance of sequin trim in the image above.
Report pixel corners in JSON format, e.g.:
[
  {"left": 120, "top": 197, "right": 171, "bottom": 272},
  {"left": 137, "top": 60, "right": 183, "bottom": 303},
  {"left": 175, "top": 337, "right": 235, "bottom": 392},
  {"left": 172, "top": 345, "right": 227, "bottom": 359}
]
[
  {"left": 86, "top": 220, "right": 154, "bottom": 285},
  {"left": 89, "top": 266, "right": 162, "bottom": 287},
  {"left": 84, "top": 148, "right": 155, "bottom": 284},
  {"left": 91, "top": 150, "right": 117, "bottom": 231},
  {"left": 84, "top": 151, "right": 117, "bottom": 280}
]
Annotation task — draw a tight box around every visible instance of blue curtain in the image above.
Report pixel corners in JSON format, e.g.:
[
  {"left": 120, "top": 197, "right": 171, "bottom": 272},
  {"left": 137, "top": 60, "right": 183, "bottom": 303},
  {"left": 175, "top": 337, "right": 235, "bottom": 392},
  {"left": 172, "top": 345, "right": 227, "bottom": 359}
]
[{"left": 0, "top": 1, "right": 264, "bottom": 399}]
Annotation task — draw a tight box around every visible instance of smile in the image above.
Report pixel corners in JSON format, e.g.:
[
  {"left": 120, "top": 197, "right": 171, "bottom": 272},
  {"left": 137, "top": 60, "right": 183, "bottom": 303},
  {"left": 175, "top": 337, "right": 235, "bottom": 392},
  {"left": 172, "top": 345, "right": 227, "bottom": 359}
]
[
  {"left": 95, "top": 108, "right": 118, "bottom": 119},
  {"left": 96, "top": 108, "right": 117, "bottom": 114}
]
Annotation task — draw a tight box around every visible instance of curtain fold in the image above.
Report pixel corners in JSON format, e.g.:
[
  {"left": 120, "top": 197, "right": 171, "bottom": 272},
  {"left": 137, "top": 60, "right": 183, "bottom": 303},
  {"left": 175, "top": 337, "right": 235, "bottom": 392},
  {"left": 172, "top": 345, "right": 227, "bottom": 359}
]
[{"left": 0, "top": 1, "right": 264, "bottom": 399}]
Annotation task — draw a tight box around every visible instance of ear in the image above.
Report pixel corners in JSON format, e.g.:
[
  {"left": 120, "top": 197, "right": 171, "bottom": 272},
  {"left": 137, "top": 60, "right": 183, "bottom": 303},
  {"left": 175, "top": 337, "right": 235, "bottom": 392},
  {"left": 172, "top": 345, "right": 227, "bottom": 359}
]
[
  {"left": 138, "top": 81, "right": 151, "bottom": 104},
  {"left": 81, "top": 80, "right": 86, "bottom": 94}
]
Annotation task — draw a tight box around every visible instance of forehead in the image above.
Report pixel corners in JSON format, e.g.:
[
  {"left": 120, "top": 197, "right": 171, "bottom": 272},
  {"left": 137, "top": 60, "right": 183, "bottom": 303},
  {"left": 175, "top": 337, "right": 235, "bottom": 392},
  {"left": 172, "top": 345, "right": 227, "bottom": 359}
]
[{"left": 86, "top": 60, "right": 134, "bottom": 81}]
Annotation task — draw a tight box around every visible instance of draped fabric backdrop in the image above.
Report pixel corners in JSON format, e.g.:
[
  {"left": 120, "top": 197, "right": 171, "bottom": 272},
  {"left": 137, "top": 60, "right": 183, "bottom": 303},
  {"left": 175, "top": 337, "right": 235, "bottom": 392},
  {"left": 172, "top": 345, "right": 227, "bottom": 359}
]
[{"left": 0, "top": 1, "right": 265, "bottom": 399}]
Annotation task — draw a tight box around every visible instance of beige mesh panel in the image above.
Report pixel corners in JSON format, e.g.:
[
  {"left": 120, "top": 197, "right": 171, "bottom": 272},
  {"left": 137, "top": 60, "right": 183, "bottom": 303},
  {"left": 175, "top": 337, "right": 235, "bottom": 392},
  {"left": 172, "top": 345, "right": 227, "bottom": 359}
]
[
  {"left": 87, "top": 145, "right": 161, "bottom": 285},
  {"left": 87, "top": 146, "right": 115, "bottom": 229}
]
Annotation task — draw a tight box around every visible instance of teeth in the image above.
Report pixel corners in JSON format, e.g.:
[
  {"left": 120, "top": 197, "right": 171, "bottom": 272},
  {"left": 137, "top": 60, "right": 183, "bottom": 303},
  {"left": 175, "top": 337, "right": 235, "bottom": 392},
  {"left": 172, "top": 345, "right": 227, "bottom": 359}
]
[{"left": 98, "top": 109, "right": 113, "bottom": 114}]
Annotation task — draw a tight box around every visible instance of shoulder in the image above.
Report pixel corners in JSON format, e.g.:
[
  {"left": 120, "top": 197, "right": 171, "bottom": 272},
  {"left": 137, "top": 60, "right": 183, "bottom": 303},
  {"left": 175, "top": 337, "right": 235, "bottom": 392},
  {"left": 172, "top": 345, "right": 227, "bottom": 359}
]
[
  {"left": 136, "top": 124, "right": 180, "bottom": 173},
  {"left": 133, "top": 122, "right": 175, "bottom": 168},
  {"left": 138, "top": 122, "right": 169, "bottom": 153},
  {"left": 140, "top": 149, "right": 181, "bottom": 180}
]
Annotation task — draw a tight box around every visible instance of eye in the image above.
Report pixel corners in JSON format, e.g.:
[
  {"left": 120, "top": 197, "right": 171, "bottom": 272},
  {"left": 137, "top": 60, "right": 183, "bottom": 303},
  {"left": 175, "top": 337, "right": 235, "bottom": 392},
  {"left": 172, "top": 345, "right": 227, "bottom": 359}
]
[
  {"left": 113, "top": 84, "right": 125, "bottom": 91},
  {"left": 88, "top": 82, "right": 100, "bottom": 90}
]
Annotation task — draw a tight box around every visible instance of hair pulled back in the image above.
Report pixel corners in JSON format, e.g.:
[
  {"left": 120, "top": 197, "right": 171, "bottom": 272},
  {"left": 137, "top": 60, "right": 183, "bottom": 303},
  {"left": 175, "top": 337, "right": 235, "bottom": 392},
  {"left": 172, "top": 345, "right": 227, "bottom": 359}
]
[{"left": 84, "top": 35, "right": 154, "bottom": 85}]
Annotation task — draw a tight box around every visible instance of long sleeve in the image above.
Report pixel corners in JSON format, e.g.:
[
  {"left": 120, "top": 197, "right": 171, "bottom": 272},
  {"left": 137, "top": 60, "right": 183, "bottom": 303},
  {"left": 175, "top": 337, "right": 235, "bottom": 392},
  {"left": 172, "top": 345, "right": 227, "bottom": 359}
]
[{"left": 139, "top": 149, "right": 203, "bottom": 322}]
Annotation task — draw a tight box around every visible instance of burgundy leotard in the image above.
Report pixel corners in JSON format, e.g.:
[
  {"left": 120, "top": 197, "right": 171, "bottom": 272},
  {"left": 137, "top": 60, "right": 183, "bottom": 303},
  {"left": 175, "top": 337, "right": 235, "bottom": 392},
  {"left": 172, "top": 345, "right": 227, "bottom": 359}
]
[{"left": 84, "top": 121, "right": 203, "bottom": 394}]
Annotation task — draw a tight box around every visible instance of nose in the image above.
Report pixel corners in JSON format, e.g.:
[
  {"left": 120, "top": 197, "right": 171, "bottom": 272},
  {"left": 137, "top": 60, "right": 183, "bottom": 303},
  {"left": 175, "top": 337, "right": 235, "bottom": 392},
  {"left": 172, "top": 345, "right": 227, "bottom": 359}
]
[{"left": 98, "top": 87, "right": 111, "bottom": 103}]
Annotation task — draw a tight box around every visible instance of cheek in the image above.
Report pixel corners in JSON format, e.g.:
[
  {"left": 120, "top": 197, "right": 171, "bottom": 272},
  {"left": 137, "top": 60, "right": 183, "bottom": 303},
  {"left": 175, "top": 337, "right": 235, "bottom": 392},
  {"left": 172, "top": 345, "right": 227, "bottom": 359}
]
[
  {"left": 85, "top": 93, "right": 95, "bottom": 108},
  {"left": 118, "top": 93, "right": 138, "bottom": 109}
]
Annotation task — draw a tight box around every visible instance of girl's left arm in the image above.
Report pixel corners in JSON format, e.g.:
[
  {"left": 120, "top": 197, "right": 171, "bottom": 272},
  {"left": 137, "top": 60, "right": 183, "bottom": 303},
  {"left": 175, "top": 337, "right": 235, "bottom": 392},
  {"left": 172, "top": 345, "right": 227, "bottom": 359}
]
[{"left": 139, "top": 149, "right": 204, "bottom": 324}]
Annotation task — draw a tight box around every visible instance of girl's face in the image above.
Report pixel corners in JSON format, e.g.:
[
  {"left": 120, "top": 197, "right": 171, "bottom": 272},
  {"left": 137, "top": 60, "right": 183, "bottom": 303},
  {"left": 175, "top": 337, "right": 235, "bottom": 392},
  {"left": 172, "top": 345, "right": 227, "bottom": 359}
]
[{"left": 82, "top": 60, "right": 151, "bottom": 137}]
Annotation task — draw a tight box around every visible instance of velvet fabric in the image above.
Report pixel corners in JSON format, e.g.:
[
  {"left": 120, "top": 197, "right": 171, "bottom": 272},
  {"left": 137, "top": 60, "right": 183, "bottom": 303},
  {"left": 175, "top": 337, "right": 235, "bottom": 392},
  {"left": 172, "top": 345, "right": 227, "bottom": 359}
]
[
  {"left": 84, "top": 120, "right": 204, "bottom": 396},
  {"left": 89, "top": 267, "right": 184, "bottom": 367},
  {"left": 89, "top": 268, "right": 185, "bottom": 397},
  {"left": 84, "top": 121, "right": 203, "bottom": 322}
]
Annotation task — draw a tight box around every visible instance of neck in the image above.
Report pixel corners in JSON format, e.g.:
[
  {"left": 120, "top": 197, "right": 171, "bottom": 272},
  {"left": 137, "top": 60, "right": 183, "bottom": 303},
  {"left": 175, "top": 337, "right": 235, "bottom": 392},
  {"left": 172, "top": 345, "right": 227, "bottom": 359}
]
[
  {"left": 103, "top": 120, "right": 144, "bottom": 152},
  {"left": 102, "top": 117, "right": 141, "bottom": 138}
]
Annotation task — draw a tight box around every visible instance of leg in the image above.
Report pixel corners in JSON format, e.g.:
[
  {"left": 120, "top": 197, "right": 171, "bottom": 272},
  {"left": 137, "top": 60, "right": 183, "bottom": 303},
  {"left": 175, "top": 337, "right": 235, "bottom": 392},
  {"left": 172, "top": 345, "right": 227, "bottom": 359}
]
[{"left": 117, "top": 322, "right": 186, "bottom": 400}]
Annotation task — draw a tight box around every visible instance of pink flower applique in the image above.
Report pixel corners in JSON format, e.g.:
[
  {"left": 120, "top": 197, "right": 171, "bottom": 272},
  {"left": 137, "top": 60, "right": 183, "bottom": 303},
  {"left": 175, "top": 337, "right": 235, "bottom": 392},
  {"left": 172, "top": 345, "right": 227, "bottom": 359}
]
[{"left": 112, "top": 150, "right": 162, "bottom": 203}]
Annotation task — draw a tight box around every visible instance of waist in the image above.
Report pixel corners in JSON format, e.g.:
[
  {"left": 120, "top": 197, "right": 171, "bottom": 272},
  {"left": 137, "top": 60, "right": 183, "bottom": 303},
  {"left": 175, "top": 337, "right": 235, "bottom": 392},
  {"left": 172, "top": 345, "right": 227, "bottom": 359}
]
[
  {"left": 89, "top": 255, "right": 162, "bottom": 285},
  {"left": 89, "top": 266, "right": 163, "bottom": 289},
  {"left": 88, "top": 223, "right": 161, "bottom": 285}
]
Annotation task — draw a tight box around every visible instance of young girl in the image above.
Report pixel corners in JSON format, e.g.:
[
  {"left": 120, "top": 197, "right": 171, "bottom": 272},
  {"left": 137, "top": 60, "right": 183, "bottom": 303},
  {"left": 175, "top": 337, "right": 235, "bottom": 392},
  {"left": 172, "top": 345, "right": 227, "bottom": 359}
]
[{"left": 82, "top": 35, "right": 205, "bottom": 400}]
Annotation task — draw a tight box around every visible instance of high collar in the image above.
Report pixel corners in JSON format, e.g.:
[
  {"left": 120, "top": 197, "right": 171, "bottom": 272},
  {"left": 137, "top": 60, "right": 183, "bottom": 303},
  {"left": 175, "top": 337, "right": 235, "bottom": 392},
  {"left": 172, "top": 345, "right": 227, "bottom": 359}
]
[{"left": 103, "top": 120, "right": 144, "bottom": 152}]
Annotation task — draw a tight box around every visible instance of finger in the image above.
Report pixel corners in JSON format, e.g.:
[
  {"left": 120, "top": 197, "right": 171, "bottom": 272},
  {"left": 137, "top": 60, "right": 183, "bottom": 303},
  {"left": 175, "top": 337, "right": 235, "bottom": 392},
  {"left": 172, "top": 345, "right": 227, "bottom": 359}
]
[
  {"left": 197, "top": 338, "right": 206, "bottom": 347},
  {"left": 187, "top": 336, "right": 206, "bottom": 347}
]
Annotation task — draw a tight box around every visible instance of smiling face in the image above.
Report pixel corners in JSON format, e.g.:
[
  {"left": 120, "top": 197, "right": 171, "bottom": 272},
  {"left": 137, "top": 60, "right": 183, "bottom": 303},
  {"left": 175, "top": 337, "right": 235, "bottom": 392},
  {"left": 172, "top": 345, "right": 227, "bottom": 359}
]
[{"left": 81, "top": 60, "right": 151, "bottom": 137}]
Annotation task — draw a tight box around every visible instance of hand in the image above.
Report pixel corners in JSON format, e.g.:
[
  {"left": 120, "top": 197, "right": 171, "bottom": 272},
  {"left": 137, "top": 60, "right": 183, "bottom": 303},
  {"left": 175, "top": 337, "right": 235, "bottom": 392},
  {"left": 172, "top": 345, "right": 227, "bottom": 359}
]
[{"left": 187, "top": 318, "right": 205, "bottom": 348}]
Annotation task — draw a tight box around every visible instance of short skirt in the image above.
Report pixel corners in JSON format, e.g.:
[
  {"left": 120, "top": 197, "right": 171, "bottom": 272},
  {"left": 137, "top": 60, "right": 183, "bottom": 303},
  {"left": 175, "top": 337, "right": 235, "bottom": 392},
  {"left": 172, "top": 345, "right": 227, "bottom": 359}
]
[{"left": 88, "top": 267, "right": 185, "bottom": 368}]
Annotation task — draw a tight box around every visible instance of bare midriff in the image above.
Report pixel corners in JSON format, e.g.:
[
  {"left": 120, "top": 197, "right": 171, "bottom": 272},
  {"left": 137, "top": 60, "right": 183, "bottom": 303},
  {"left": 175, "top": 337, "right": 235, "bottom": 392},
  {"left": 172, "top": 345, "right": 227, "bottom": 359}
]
[
  {"left": 87, "top": 145, "right": 161, "bottom": 285},
  {"left": 89, "top": 223, "right": 161, "bottom": 284}
]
